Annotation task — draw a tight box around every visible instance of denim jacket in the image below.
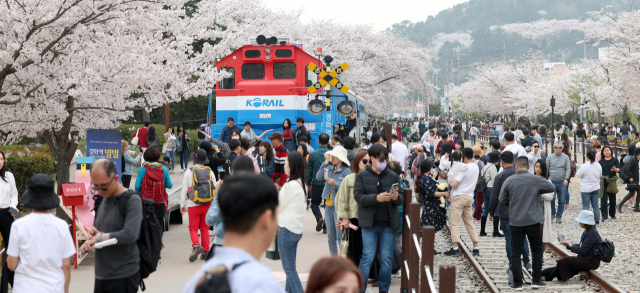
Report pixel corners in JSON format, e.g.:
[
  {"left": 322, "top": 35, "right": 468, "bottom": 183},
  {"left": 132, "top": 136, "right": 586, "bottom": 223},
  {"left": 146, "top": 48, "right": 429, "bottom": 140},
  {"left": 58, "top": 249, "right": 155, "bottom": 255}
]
[
  {"left": 316, "top": 163, "right": 351, "bottom": 200},
  {"left": 123, "top": 155, "right": 141, "bottom": 176},
  {"left": 206, "top": 195, "right": 224, "bottom": 238}
]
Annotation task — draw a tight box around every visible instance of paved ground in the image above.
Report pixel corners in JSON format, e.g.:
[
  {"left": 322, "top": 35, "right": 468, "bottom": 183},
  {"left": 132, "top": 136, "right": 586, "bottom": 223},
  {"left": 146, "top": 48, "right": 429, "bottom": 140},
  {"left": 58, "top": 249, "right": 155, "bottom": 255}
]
[{"left": 68, "top": 158, "right": 402, "bottom": 293}]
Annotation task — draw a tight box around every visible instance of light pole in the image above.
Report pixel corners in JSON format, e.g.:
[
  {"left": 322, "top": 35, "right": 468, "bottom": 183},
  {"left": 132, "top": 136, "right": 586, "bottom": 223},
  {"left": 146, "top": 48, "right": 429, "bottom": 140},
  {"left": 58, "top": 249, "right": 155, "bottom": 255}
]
[
  {"left": 550, "top": 96, "right": 556, "bottom": 135},
  {"left": 580, "top": 89, "right": 585, "bottom": 123}
]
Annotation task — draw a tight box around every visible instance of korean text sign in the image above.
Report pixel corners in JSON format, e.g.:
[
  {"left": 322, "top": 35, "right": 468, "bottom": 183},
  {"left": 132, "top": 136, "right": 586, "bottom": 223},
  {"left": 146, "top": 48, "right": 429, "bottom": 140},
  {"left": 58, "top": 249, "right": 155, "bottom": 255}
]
[{"left": 86, "top": 129, "right": 122, "bottom": 180}]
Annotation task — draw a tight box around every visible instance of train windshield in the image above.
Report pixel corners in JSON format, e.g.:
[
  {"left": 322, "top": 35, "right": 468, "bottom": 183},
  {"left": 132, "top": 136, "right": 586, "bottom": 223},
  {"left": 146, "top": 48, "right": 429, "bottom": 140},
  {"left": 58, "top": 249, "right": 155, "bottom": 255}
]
[
  {"left": 220, "top": 67, "right": 235, "bottom": 89},
  {"left": 242, "top": 63, "right": 265, "bottom": 79},
  {"left": 274, "top": 62, "right": 296, "bottom": 79}
]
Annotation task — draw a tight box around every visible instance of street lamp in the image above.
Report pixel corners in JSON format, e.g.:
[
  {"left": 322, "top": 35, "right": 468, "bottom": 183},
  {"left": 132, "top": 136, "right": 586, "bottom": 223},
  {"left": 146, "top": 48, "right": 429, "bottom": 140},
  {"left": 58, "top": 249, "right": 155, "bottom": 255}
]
[{"left": 550, "top": 96, "right": 556, "bottom": 134}]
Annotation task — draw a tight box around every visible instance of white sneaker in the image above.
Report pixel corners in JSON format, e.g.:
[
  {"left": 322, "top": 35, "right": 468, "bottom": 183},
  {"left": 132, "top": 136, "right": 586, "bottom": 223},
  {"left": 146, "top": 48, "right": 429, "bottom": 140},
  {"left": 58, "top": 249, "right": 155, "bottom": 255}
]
[
  {"left": 180, "top": 169, "right": 184, "bottom": 173},
  {"left": 393, "top": 271, "right": 402, "bottom": 278}
]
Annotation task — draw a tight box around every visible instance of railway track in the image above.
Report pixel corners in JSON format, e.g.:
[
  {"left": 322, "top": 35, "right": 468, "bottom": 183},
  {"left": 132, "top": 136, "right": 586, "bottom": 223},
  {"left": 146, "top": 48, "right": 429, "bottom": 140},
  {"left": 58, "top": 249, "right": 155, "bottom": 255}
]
[{"left": 444, "top": 220, "right": 630, "bottom": 292}]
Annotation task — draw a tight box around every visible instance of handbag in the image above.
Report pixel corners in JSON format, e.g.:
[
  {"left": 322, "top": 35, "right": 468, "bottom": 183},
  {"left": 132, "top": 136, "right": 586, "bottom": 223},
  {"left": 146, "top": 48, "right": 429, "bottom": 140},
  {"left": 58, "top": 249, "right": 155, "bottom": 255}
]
[
  {"left": 266, "top": 238, "right": 280, "bottom": 260},
  {"left": 131, "top": 129, "right": 140, "bottom": 146},
  {"left": 161, "top": 143, "right": 168, "bottom": 154},
  {"left": 339, "top": 230, "right": 349, "bottom": 258}
]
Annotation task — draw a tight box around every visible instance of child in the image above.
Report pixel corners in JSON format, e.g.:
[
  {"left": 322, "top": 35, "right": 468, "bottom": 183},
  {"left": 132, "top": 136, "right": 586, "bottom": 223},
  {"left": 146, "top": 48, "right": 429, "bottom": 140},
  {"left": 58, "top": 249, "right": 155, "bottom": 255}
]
[
  {"left": 163, "top": 156, "right": 171, "bottom": 167},
  {"left": 436, "top": 170, "right": 449, "bottom": 208},
  {"left": 7, "top": 174, "right": 76, "bottom": 293},
  {"left": 446, "top": 151, "right": 468, "bottom": 187}
]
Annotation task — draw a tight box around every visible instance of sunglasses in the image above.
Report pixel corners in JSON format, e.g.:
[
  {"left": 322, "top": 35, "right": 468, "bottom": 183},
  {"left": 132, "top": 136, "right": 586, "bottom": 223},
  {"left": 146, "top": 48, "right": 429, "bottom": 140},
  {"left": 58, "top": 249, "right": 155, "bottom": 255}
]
[
  {"left": 375, "top": 157, "right": 388, "bottom": 162},
  {"left": 91, "top": 177, "right": 114, "bottom": 192},
  {"left": 533, "top": 146, "right": 540, "bottom": 148},
  {"left": 554, "top": 146, "right": 563, "bottom": 150},
  {"left": 362, "top": 159, "right": 370, "bottom": 165}
]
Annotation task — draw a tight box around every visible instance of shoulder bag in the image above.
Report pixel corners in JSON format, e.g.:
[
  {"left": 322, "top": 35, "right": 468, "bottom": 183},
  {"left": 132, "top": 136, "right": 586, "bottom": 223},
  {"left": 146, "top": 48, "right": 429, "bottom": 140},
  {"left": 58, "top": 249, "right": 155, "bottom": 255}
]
[{"left": 131, "top": 128, "right": 140, "bottom": 146}]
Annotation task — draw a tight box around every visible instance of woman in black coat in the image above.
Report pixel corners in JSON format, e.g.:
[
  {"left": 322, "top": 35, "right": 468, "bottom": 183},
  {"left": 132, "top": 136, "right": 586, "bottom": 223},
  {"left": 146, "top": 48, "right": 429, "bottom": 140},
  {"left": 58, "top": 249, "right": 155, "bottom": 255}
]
[{"left": 541, "top": 210, "right": 603, "bottom": 281}]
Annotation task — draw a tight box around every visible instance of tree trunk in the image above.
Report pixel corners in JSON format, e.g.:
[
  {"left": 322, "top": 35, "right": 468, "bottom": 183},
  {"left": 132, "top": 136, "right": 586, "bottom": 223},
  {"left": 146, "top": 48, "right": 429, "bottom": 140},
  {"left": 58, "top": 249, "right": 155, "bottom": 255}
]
[
  {"left": 143, "top": 109, "right": 151, "bottom": 123},
  {"left": 44, "top": 96, "right": 79, "bottom": 195}
]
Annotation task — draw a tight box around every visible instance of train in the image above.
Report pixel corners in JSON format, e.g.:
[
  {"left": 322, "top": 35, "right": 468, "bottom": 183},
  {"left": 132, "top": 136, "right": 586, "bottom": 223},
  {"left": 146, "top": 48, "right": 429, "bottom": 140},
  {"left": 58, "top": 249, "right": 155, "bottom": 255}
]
[{"left": 204, "top": 35, "right": 367, "bottom": 150}]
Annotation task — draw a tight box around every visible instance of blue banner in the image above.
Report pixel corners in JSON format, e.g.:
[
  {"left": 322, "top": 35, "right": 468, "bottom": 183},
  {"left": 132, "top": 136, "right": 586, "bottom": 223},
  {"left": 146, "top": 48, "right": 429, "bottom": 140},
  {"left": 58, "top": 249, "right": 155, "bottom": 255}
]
[
  {"left": 322, "top": 112, "right": 332, "bottom": 137},
  {"left": 86, "top": 129, "right": 122, "bottom": 180}
]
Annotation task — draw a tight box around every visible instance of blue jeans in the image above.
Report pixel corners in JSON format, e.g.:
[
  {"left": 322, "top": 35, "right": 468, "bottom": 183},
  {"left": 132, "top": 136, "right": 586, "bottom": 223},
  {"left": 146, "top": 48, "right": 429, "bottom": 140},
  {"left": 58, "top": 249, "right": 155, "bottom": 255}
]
[
  {"left": 278, "top": 227, "right": 304, "bottom": 293},
  {"left": 622, "top": 134, "right": 631, "bottom": 141},
  {"left": 324, "top": 205, "right": 341, "bottom": 256},
  {"left": 471, "top": 134, "right": 476, "bottom": 146},
  {"left": 500, "top": 218, "right": 530, "bottom": 266},
  {"left": 165, "top": 150, "right": 175, "bottom": 171},
  {"left": 565, "top": 180, "right": 571, "bottom": 205},
  {"left": 179, "top": 149, "right": 189, "bottom": 169},
  {"left": 551, "top": 179, "right": 566, "bottom": 218},
  {"left": 359, "top": 225, "right": 395, "bottom": 292},
  {"left": 581, "top": 190, "right": 601, "bottom": 223},
  {"left": 482, "top": 187, "right": 492, "bottom": 217},
  {"left": 430, "top": 146, "right": 434, "bottom": 156}
]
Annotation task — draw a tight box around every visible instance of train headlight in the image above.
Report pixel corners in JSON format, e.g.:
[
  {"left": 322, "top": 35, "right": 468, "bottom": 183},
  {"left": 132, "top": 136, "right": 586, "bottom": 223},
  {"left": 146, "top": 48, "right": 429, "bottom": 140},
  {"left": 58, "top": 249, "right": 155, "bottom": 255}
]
[
  {"left": 307, "top": 97, "right": 325, "bottom": 115},
  {"left": 337, "top": 99, "right": 356, "bottom": 117},
  {"left": 265, "top": 47, "right": 271, "bottom": 54},
  {"left": 265, "top": 55, "right": 271, "bottom": 61}
]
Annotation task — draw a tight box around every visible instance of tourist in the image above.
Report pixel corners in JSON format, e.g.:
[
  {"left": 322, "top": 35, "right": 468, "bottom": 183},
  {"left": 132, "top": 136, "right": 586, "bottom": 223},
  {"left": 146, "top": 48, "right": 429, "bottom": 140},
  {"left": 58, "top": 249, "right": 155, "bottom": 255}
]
[
  {"left": 470, "top": 123, "right": 478, "bottom": 146},
  {"left": 81, "top": 159, "right": 143, "bottom": 292},
  {"left": 238, "top": 137, "right": 260, "bottom": 173},
  {"left": 503, "top": 132, "right": 527, "bottom": 159},
  {"left": 308, "top": 133, "right": 331, "bottom": 233},
  {"left": 479, "top": 152, "right": 500, "bottom": 237},
  {"left": 390, "top": 134, "right": 409, "bottom": 174},
  {"left": 121, "top": 141, "right": 142, "bottom": 189},
  {"left": 415, "top": 159, "right": 447, "bottom": 253},
  {"left": 435, "top": 130, "right": 455, "bottom": 157},
  {"left": 183, "top": 174, "right": 284, "bottom": 293},
  {"left": 576, "top": 150, "right": 602, "bottom": 224},
  {"left": 531, "top": 126, "right": 542, "bottom": 147},
  {"left": 298, "top": 135, "right": 314, "bottom": 152},
  {"left": 526, "top": 141, "right": 543, "bottom": 174},
  {"left": 199, "top": 141, "right": 225, "bottom": 181},
  {"left": 317, "top": 146, "right": 351, "bottom": 256},
  {"left": 177, "top": 124, "right": 191, "bottom": 173},
  {"left": 599, "top": 145, "right": 620, "bottom": 221},
  {"left": 134, "top": 121, "right": 151, "bottom": 153},
  {"left": 444, "top": 148, "right": 480, "bottom": 256},
  {"left": 269, "top": 132, "right": 289, "bottom": 186},
  {"left": 135, "top": 147, "right": 172, "bottom": 226},
  {"left": 472, "top": 145, "right": 486, "bottom": 223},
  {"left": 7, "top": 174, "right": 75, "bottom": 293},
  {"left": 146, "top": 126, "right": 160, "bottom": 151},
  {"left": 353, "top": 144, "right": 403, "bottom": 293},
  {"left": 521, "top": 129, "right": 534, "bottom": 148},
  {"left": 294, "top": 118, "right": 311, "bottom": 148},
  {"left": 499, "top": 157, "right": 555, "bottom": 290},
  {"left": 0, "top": 150, "right": 17, "bottom": 288},
  {"left": 219, "top": 117, "right": 241, "bottom": 143},
  {"left": 534, "top": 159, "right": 554, "bottom": 243},
  {"left": 258, "top": 141, "right": 275, "bottom": 178},
  {"left": 297, "top": 144, "right": 309, "bottom": 163},
  {"left": 164, "top": 127, "right": 177, "bottom": 173},
  {"left": 344, "top": 136, "right": 357, "bottom": 168},
  {"left": 617, "top": 148, "right": 640, "bottom": 212},
  {"left": 541, "top": 211, "right": 602, "bottom": 282},
  {"left": 282, "top": 119, "right": 296, "bottom": 152},
  {"left": 180, "top": 149, "right": 215, "bottom": 262},
  {"left": 336, "top": 151, "right": 370, "bottom": 267},
  {"left": 488, "top": 126, "right": 499, "bottom": 142},
  {"left": 305, "top": 257, "right": 363, "bottom": 293},
  {"left": 621, "top": 120, "right": 632, "bottom": 142},
  {"left": 240, "top": 121, "right": 258, "bottom": 141},
  {"left": 546, "top": 141, "right": 570, "bottom": 222}
]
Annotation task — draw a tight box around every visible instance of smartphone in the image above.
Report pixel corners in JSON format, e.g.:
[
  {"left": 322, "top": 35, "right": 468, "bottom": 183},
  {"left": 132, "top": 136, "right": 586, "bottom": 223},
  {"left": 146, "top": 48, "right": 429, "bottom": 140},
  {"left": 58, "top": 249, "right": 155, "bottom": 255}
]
[
  {"left": 324, "top": 169, "right": 329, "bottom": 178},
  {"left": 219, "top": 169, "right": 226, "bottom": 181},
  {"left": 391, "top": 183, "right": 399, "bottom": 193},
  {"left": 348, "top": 223, "right": 359, "bottom": 231},
  {"left": 558, "top": 234, "right": 565, "bottom": 242},
  {"left": 8, "top": 208, "right": 20, "bottom": 219}
]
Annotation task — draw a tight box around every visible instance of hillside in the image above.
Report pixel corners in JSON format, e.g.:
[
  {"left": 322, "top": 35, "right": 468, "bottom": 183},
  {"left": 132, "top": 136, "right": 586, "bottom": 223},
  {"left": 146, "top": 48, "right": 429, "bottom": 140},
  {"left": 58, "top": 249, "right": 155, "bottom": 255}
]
[{"left": 389, "top": 0, "right": 634, "bottom": 97}]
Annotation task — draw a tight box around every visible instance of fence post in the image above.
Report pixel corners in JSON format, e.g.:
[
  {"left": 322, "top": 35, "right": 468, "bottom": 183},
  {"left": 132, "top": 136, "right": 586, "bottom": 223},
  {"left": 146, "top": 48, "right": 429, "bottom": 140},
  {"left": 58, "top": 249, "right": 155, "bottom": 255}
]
[
  {"left": 573, "top": 132, "right": 577, "bottom": 162},
  {"left": 614, "top": 136, "right": 618, "bottom": 157},
  {"left": 400, "top": 188, "right": 412, "bottom": 293},
  {"left": 409, "top": 202, "right": 421, "bottom": 291},
  {"left": 420, "top": 226, "right": 435, "bottom": 293},
  {"left": 439, "top": 264, "right": 456, "bottom": 293}
]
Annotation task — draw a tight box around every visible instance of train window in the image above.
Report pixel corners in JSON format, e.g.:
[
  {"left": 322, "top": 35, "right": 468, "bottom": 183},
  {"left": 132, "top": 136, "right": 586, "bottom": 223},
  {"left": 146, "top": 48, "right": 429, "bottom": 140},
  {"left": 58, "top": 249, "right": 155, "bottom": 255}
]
[
  {"left": 219, "top": 67, "right": 235, "bottom": 89},
  {"left": 359, "top": 104, "right": 366, "bottom": 116},
  {"left": 273, "top": 62, "right": 296, "bottom": 79},
  {"left": 244, "top": 50, "right": 261, "bottom": 58},
  {"left": 305, "top": 67, "right": 318, "bottom": 87},
  {"left": 275, "top": 49, "right": 292, "bottom": 58},
  {"left": 242, "top": 63, "right": 265, "bottom": 79}
]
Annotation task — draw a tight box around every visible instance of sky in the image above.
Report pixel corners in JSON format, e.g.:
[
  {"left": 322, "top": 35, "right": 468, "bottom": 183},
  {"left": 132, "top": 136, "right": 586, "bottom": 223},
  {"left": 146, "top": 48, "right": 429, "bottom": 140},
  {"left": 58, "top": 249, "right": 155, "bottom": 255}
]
[{"left": 261, "top": 0, "right": 469, "bottom": 31}]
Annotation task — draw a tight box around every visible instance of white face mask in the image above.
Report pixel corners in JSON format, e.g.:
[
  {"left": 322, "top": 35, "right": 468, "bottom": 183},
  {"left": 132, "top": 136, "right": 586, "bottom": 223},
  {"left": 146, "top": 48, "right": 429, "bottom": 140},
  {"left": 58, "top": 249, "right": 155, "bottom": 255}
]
[{"left": 232, "top": 136, "right": 240, "bottom": 140}]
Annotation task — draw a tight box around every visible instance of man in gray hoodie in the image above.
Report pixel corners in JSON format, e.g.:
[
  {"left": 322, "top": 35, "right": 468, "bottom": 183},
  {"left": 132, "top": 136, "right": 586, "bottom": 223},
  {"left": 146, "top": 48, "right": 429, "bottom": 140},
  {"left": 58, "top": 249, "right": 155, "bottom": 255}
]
[
  {"left": 500, "top": 157, "right": 556, "bottom": 290},
  {"left": 546, "top": 141, "right": 571, "bottom": 222}
]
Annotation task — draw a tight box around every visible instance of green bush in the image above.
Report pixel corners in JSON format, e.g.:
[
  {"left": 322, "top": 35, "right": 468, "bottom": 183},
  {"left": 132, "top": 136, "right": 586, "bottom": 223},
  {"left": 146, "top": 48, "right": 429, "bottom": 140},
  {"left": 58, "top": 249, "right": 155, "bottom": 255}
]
[{"left": 0, "top": 146, "right": 55, "bottom": 195}]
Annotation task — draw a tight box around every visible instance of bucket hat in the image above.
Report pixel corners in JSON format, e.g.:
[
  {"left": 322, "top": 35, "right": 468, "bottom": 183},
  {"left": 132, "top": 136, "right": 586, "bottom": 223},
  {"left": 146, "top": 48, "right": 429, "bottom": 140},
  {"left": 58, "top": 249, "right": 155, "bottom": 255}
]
[
  {"left": 324, "top": 146, "right": 351, "bottom": 167},
  {"left": 575, "top": 210, "right": 596, "bottom": 226},
  {"left": 190, "top": 149, "right": 209, "bottom": 165},
  {"left": 487, "top": 151, "right": 501, "bottom": 163},
  {"left": 422, "top": 142, "right": 431, "bottom": 151},
  {"left": 21, "top": 174, "right": 60, "bottom": 210}
]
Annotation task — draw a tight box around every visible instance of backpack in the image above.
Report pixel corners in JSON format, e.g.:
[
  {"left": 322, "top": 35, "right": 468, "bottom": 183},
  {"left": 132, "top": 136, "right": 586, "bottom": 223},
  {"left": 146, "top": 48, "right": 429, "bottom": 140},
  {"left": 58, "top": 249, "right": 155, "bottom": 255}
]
[
  {"left": 140, "top": 164, "right": 168, "bottom": 206},
  {"left": 476, "top": 166, "right": 489, "bottom": 192},
  {"left": 189, "top": 166, "right": 216, "bottom": 205},
  {"left": 117, "top": 191, "right": 164, "bottom": 291},
  {"left": 195, "top": 247, "right": 247, "bottom": 293},
  {"left": 570, "top": 160, "right": 577, "bottom": 177},
  {"left": 599, "top": 239, "right": 615, "bottom": 263},
  {"left": 619, "top": 157, "right": 634, "bottom": 183}
]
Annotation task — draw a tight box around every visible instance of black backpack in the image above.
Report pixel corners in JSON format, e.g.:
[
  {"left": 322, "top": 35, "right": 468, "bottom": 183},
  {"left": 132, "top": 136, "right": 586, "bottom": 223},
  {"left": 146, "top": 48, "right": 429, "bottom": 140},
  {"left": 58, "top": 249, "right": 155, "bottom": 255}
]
[
  {"left": 117, "top": 191, "right": 164, "bottom": 291},
  {"left": 600, "top": 239, "right": 615, "bottom": 263},
  {"left": 195, "top": 246, "right": 247, "bottom": 293}
]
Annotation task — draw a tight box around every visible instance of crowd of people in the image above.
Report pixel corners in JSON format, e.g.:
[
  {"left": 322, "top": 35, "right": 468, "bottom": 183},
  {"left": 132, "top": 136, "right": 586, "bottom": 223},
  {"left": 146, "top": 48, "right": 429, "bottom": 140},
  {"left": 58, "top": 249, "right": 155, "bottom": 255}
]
[{"left": 1, "top": 113, "right": 637, "bottom": 293}]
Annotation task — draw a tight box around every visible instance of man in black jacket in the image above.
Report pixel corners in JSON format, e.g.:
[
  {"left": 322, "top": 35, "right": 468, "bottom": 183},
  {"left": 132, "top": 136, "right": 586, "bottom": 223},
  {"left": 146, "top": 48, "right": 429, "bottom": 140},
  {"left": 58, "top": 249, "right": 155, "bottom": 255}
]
[
  {"left": 489, "top": 151, "right": 532, "bottom": 272},
  {"left": 354, "top": 144, "right": 403, "bottom": 293},
  {"left": 617, "top": 148, "right": 640, "bottom": 212},
  {"left": 294, "top": 118, "right": 310, "bottom": 148}
]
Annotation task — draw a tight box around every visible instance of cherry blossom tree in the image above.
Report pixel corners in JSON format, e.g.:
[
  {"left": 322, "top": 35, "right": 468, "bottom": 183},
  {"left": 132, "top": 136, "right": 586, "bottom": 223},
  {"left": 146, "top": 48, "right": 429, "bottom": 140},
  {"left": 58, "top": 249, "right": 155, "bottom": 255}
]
[{"left": 0, "top": 0, "right": 241, "bottom": 186}]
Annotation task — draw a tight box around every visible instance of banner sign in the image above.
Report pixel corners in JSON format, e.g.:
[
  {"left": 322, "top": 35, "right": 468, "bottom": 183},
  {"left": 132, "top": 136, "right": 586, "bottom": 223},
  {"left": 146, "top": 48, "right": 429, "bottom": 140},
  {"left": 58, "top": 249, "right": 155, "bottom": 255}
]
[
  {"left": 322, "top": 112, "right": 332, "bottom": 136},
  {"left": 86, "top": 129, "right": 122, "bottom": 180}
]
